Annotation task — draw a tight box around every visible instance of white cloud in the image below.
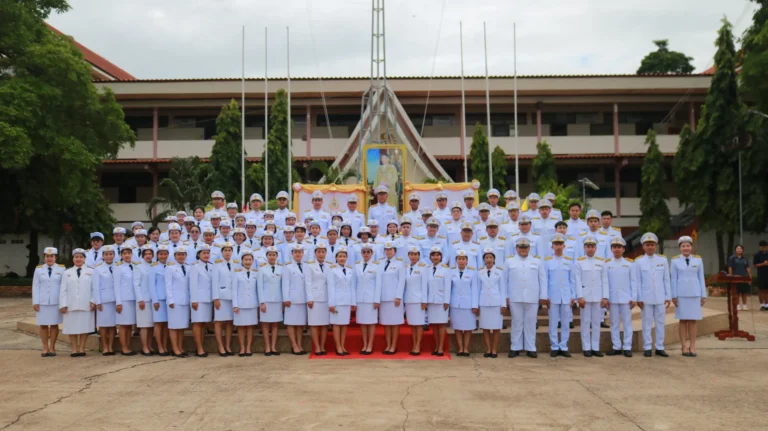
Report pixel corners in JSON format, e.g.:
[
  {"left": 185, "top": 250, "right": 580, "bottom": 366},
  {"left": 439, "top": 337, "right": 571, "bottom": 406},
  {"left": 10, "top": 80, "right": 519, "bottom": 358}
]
[{"left": 47, "top": 0, "right": 757, "bottom": 79}]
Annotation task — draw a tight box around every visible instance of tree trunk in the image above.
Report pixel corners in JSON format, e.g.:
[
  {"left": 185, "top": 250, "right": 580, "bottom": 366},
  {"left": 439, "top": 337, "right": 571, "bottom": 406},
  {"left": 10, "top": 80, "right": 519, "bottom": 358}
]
[
  {"left": 25, "top": 230, "right": 39, "bottom": 278},
  {"left": 716, "top": 230, "right": 726, "bottom": 272},
  {"left": 727, "top": 232, "right": 735, "bottom": 267}
]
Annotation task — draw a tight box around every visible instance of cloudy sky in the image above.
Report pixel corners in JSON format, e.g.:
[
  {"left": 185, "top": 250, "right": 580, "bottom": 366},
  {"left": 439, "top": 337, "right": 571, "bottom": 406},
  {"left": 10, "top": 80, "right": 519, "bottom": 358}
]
[{"left": 47, "top": 0, "right": 756, "bottom": 79}]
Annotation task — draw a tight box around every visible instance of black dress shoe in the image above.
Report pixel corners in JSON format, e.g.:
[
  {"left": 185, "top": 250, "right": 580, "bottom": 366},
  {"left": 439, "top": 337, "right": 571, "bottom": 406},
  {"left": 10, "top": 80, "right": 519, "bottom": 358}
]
[
  {"left": 195, "top": 352, "right": 208, "bottom": 358},
  {"left": 655, "top": 350, "right": 668, "bottom": 357},
  {"left": 226, "top": 351, "right": 235, "bottom": 356},
  {"left": 682, "top": 352, "right": 691, "bottom": 357},
  {"left": 431, "top": 350, "right": 438, "bottom": 356},
  {"left": 623, "top": 350, "right": 633, "bottom": 358},
  {"left": 219, "top": 352, "right": 228, "bottom": 357},
  {"left": 121, "top": 351, "right": 136, "bottom": 356},
  {"left": 600, "top": 322, "right": 610, "bottom": 328},
  {"left": 559, "top": 351, "right": 572, "bottom": 358},
  {"left": 271, "top": 351, "right": 281, "bottom": 356},
  {"left": 690, "top": 352, "right": 697, "bottom": 357},
  {"left": 550, "top": 350, "right": 559, "bottom": 357},
  {"left": 508, "top": 350, "right": 519, "bottom": 358},
  {"left": 49, "top": 352, "right": 57, "bottom": 357},
  {"left": 527, "top": 352, "right": 537, "bottom": 359},
  {"left": 423, "top": 324, "right": 429, "bottom": 331},
  {"left": 102, "top": 352, "right": 110, "bottom": 356},
  {"left": 436, "top": 352, "right": 444, "bottom": 357},
  {"left": 606, "top": 349, "right": 621, "bottom": 356},
  {"left": 70, "top": 353, "right": 78, "bottom": 358},
  {"left": 484, "top": 353, "right": 492, "bottom": 358},
  {"left": 239, "top": 353, "right": 246, "bottom": 357},
  {"left": 336, "top": 350, "right": 345, "bottom": 356},
  {"left": 413, "top": 351, "right": 421, "bottom": 356},
  {"left": 584, "top": 351, "right": 593, "bottom": 357},
  {"left": 490, "top": 353, "right": 498, "bottom": 358},
  {"left": 569, "top": 322, "right": 574, "bottom": 329},
  {"left": 643, "top": 350, "right": 652, "bottom": 357},
  {"left": 592, "top": 350, "right": 604, "bottom": 358},
  {"left": 265, "top": 352, "right": 273, "bottom": 357},
  {"left": 141, "top": 351, "right": 153, "bottom": 357},
  {"left": 293, "top": 351, "right": 303, "bottom": 356},
  {"left": 245, "top": 352, "right": 252, "bottom": 357},
  {"left": 359, "top": 350, "right": 366, "bottom": 355},
  {"left": 300, "top": 351, "right": 308, "bottom": 355}
]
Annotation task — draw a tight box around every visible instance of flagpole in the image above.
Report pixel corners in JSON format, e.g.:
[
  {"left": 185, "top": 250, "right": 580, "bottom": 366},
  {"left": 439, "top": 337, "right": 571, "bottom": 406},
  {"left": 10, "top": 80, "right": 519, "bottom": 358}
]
[
  {"left": 241, "top": 25, "right": 246, "bottom": 212},
  {"left": 286, "top": 26, "right": 292, "bottom": 208},
  {"left": 514, "top": 22, "right": 519, "bottom": 199},
  {"left": 483, "top": 22, "right": 493, "bottom": 190},
  {"left": 460, "top": 21, "right": 467, "bottom": 182},
  {"left": 264, "top": 27, "right": 269, "bottom": 209}
]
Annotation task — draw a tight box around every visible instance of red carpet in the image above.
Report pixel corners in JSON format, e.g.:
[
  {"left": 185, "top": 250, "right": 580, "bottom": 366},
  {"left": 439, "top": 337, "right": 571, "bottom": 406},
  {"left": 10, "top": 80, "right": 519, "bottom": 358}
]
[{"left": 309, "top": 321, "right": 451, "bottom": 360}]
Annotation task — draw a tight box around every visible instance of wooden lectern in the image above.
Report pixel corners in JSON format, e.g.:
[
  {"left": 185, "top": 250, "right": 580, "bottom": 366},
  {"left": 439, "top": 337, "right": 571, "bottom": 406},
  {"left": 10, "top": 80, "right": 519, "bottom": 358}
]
[{"left": 709, "top": 273, "right": 756, "bottom": 341}]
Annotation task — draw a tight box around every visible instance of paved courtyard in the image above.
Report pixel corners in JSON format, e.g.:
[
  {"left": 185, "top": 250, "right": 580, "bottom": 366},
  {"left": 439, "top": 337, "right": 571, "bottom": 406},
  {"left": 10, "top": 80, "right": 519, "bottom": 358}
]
[{"left": 1, "top": 297, "right": 766, "bottom": 430}]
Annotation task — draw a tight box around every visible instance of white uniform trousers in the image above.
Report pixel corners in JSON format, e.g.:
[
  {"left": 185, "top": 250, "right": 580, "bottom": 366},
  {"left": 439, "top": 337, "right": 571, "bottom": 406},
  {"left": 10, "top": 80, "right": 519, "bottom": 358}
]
[
  {"left": 548, "top": 304, "right": 572, "bottom": 351},
  {"left": 510, "top": 302, "right": 538, "bottom": 352},
  {"left": 580, "top": 302, "right": 602, "bottom": 352},
  {"left": 609, "top": 303, "right": 633, "bottom": 351},
  {"left": 642, "top": 304, "right": 666, "bottom": 351}
]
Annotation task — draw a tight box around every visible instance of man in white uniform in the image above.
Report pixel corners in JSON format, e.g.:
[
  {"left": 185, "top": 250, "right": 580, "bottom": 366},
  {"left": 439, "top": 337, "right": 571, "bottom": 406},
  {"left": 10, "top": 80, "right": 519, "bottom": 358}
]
[
  {"left": 368, "top": 185, "right": 398, "bottom": 230},
  {"left": 487, "top": 189, "right": 506, "bottom": 221},
  {"left": 205, "top": 190, "right": 226, "bottom": 219},
  {"left": 304, "top": 190, "right": 331, "bottom": 234},
  {"left": 565, "top": 203, "right": 588, "bottom": 236},
  {"left": 506, "top": 236, "right": 547, "bottom": 358},
  {"left": 341, "top": 195, "right": 366, "bottom": 235},
  {"left": 635, "top": 232, "right": 671, "bottom": 358},
  {"left": 273, "top": 191, "right": 291, "bottom": 228}
]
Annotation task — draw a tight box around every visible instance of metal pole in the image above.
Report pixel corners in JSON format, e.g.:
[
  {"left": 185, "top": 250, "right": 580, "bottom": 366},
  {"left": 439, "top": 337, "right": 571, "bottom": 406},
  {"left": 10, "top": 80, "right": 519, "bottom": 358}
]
[
  {"left": 264, "top": 27, "right": 269, "bottom": 208},
  {"left": 739, "top": 151, "right": 743, "bottom": 244},
  {"left": 241, "top": 25, "right": 246, "bottom": 212},
  {"left": 583, "top": 181, "right": 586, "bottom": 210},
  {"left": 483, "top": 22, "right": 493, "bottom": 190},
  {"left": 287, "top": 26, "right": 292, "bottom": 208},
  {"left": 513, "top": 22, "right": 519, "bottom": 197},
  {"left": 460, "top": 21, "right": 467, "bottom": 182}
]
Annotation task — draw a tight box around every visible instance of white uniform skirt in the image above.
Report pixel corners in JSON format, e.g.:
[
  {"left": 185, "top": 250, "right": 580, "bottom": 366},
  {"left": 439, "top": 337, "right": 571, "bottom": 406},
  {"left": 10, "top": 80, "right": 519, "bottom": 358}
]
[
  {"left": 234, "top": 308, "right": 259, "bottom": 326},
  {"left": 214, "top": 299, "right": 234, "bottom": 321},
  {"left": 116, "top": 301, "right": 136, "bottom": 326},
  {"left": 427, "top": 303, "right": 449, "bottom": 324},
  {"left": 675, "top": 297, "right": 703, "bottom": 320},
  {"left": 152, "top": 300, "right": 168, "bottom": 323},
  {"left": 480, "top": 306, "right": 503, "bottom": 330},
  {"left": 405, "top": 303, "right": 425, "bottom": 326},
  {"left": 307, "top": 302, "right": 330, "bottom": 326},
  {"left": 167, "top": 304, "right": 190, "bottom": 330},
  {"left": 260, "top": 302, "right": 283, "bottom": 323},
  {"left": 63, "top": 310, "right": 95, "bottom": 335},
  {"left": 379, "top": 301, "right": 404, "bottom": 325},
  {"left": 191, "top": 302, "right": 213, "bottom": 323},
  {"left": 330, "top": 305, "right": 351, "bottom": 325},
  {"left": 356, "top": 303, "right": 378, "bottom": 325},
  {"left": 36, "top": 304, "right": 62, "bottom": 326},
  {"left": 136, "top": 302, "right": 154, "bottom": 328},
  {"left": 97, "top": 302, "right": 116, "bottom": 328},
  {"left": 450, "top": 307, "right": 476, "bottom": 331},
  {"left": 284, "top": 303, "right": 307, "bottom": 326}
]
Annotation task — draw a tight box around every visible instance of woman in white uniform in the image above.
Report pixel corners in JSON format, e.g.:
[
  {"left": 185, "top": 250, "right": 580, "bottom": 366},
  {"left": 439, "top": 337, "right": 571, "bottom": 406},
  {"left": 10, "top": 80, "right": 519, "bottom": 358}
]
[
  {"left": 450, "top": 250, "right": 479, "bottom": 357},
  {"left": 131, "top": 229, "right": 149, "bottom": 261},
  {"left": 33, "top": 247, "right": 64, "bottom": 357},
  {"left": 355, "top": 243, "right": 382, "bottom": 355},
  {"left": 327, "top": 246, "right": 356, "bottom": 355},
  {"left": 60, "top": 248, "right": 95, "bottom": 357},
  {"left": 282, "top": 244, "right": 308, "bottom": 355},
  {"left": 114, "top": 246, "right": 138, "bottom": 356},
  {"left": 92, "top": 245, "right": 117, "bottom": 355},
  {"left": 165, "top": 247, "right": 191, "bottom": 357},
  {"left": 306, "top": 242, "right": 330, "bottom": 356},
  {"left": 257, "top": 246, "right": 283, "bottom": 356},
  {"left": 150, "top": 244, "right": 170, "bottom": 356},
  {"left": 671, "top": 236, "right": 707, "bottom": 357},
  {"left": 233, "top": 250, "right": 259, "bottom": 357},
  {"left": 378, "top": 242, "right": 406, "bottom": 355},
  {"left": 135, "top": 245, "right": 155, "bottom": 356},
  {"left": 190, "top": 244, "right": 214, "bottom": 357},
  {"left": 213, "top": 242, "right": 237, "bottom": 356},
  {"left": 478, "top": 249, "right": 505, "bottom": 358},
  {"left": 426, "top": 247, "right": 451, "bottom": 356},
  {"left": 403, "top": 246, "right": 428, "bottom": 355}
]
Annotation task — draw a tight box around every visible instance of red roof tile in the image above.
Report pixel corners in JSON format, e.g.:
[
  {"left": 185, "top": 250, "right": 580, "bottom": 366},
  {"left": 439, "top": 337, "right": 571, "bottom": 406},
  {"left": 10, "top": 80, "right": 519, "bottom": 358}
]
[{"left": 46, "top": 23, "right": 135, "bottom": 81}]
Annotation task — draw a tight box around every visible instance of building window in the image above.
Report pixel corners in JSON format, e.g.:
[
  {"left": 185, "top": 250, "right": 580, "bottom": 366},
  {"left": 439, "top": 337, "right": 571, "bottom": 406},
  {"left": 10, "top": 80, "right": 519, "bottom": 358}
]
[
  {"left": 11, "top": 239, "right": 23, "bottom": 244},
  {"left": 101, "top": 173, "right": 154, "bottom": 204}
]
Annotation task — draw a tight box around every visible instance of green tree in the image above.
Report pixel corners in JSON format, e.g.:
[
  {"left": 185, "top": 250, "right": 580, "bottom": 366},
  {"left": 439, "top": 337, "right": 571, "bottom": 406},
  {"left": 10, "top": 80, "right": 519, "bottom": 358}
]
[
  {"left": 740, "top": 1, "right": 768, "bottom": 113},
  {"left": 146, "top": 156, "right": 214, "bottom": 225},
  {"left": 0, "top": 0, "right": 135, "bottom": 274},
  {"left": 469, "top": 123, "right": 490, "bottom": 199},
  {"left": 532, "top": 140, "right": 557, "bottom": 192},
  {"left": 637, "top": 39, "right": 695, "bottom": 74},
  {"left": 639, "top": 130, "right": 672, "bottom": 249},
  {"left": 247, "top": 89, "right": 300, "bottom": 200},
  {"left": 309, "top": 161, "right": 358, "bottom": 185},
  {"left": 491, "top": 146, "right": 508, "bottom": 193},
  {"left": 210, "top": 99, "right": 244, "bottom": 204},
  {"left": 674, "top": 19, "right": 745, "bottom": 269}
]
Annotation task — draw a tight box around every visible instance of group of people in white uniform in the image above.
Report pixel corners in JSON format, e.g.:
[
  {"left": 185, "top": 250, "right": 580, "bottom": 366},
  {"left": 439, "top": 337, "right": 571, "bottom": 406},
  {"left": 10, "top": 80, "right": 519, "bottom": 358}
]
[{"left": 32, "top": 185, "right": 708, "bottom": 359}]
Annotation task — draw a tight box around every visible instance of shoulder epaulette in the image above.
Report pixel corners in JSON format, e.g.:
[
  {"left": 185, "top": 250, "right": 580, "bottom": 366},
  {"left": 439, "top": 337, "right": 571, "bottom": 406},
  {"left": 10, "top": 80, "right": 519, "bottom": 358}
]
[
  {"left": 479, "top": 236, "right": 488, "bottom": 240},
  {"left": 167, "top": 262, "right": 175, "bottom": 266},
  {"left": 355, "top": 260, "right": 361, "bottom": 264},
  {"left": 116, "top": 262, "right": 123, "bottom": 266},
  {"left": 308, "top": 260, "right": 316, "bottom": 264},
  {"left": 595, "top": 257, "right": 605, "bottom": 261},
  {"left": 472, "top": 241, "right": 480, "bottom": 245},
  {"left": 532, "top": 216, "right": 540, "bottom": 220},
  {"left": 564, "top": 256, "right": 573, "bottom": 260},
  {"left": 417, "top": 262, "right": 425, "bottom": 267},
  {"left": 452, "top": 240, "right": 459, "bottom": 244},
  {"left": 370, "top": 204, "right": 378, "bottom": 208},
  {"left": 604, "top": 258, "right": 611, "bottom": 262},
  {"left": 577, "top": 256, "right": 586, "bottom": 261},
  {"left": 151, "top": 262, "right": 158, "bottom": 267},
  {"left": 234, "top": 268, "right": 243, "bottom": 272},
  {"left": 450, "top": 266, "right": 457, "bottom": 270},
  {"left": 598, "top": 229, "right": 607, "bottom": 234},
  {"left": 215, "top": 259, "right": 223, "bottom": 263},
  {"left": 612, "top": 227, "right": 621, "bottom": 231},
  {"left": 233, "top": 259, "right": 240, "bottom": 263},
  {"left": 132, "top": 260, "right": 140, "bottom": 265},
  {"left": 445, "top": 221, "right": 452, "bottom": 225},
  {"left": 36, "top": 264, "right": 43, "bottom": 268},
  {"left": 468, "top": 266, "right": 475, "bottom": 270},
  {"left": 260, "top": 262, "right": 267, "bottom": 267},
  {"left": 658, "top": 254, "right": 665, "bottom": 257},
  {"left": 414, "top": 236, "right": 425, "bottom": 240},
  {"left": 441, "top": 263, "right": 448, "bottom": 268},
  {"left": 580, "top": 232, "right": 587, "bottom": 236},
  {"left": 533, "top": 255, "right": 540, "bottom": 259},
  {"left": 473, "top": 220, "right": 480, "bottom": 224},
  {"left": 58, "top": 264, "right": 65, "bottom": 267},
  {"left": 673, "top": 254, "right": 681, "bottom": 259},
  {"left": 499, "top": 236, "right": 507, "bottom": 240},
  {"left": 373, "top": 260, "right": 380, "bottom": 265},
  {"left": 438, "top": 235, "right": 446, "bottom": 239},
  {"left": 626, "top": 258, "right": 634, "bottom": 262},
  {"left": 694, "top": 254, "right": 701, "bottom": 258},
  {"left": 94, "top": 262, "right": 103, "bottom": 267},
  {"left": 544, "top": 256, "right": 553, "bottom": 261},
  {"left": 329, "top": 264, "right": 337, "bottom": 269},
  {"left": 396, "top": 257, "right": 403, "bottom": 261},
  {"left": 320, "top": 235, "right": 327, "bottom": 239},
  {"left": 567, "top": 236, "right": 575, "bottom": 241},
  {"left": 496, "top": 266, "right": 503, "bottom": 270}
]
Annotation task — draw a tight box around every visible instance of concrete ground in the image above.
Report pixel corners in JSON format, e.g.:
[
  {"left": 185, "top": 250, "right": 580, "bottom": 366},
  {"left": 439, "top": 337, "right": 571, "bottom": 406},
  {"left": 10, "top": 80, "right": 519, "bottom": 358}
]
[{"left": 1, "top": 297, "right": 767, "bottom": 431}]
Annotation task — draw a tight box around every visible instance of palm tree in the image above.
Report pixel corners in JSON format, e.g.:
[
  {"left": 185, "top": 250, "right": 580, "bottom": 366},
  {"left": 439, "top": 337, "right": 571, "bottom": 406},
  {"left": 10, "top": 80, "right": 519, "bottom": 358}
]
[
  {"left": 146, "top": 156, "right": 214, "bottom": 225},
  {"left": 311, "top": 161, "right": 358, "bottom": 185}
]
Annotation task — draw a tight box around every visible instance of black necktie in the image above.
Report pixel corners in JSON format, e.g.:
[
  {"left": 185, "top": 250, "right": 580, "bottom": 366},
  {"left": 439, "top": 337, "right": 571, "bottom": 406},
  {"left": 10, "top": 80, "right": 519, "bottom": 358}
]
[
  {"left": 410, "top": 266, "right": 413, "bottom": 275},
  {"left": 314, "top": 238, "right": 317, "bottom": 245},
  {"left": 385, "top": 260, "right": 390, "bottom": 271},
  {"left": 345, "top": 238, "right": 349, "bottom": 245},
  {"left": 181, "top": 265, "right": 186, "bottom": 276},
  {"left": 433, "top": 267, "right": 437, "bottom": 276},
  {"left": 93, "top": 250, "right": 98, "bottom": 260},
  {"left": 48, "top": 267, "right": 51, "bottom": 277},
  {"left": 227, "top": 262, "right": 231, "bottom": 271},
  {"left": 331, "top": 245, "right": 334, "bottom": 254},
  {"left": 686, "top": 258, "right": 690, "bottom": 266},
  {"left": 297, "top": 263, "right": 303, "bottom": 274},
  {"left": 247, "top": 271, "right": 250, "bottom": 279},
  {"left": 205, "top": 263, "right": 209, "bottom": 272},
  {"left": 108, "top": 266, "right": 113, "bottom": 274},
  {"left": 319, "top": 263, "right": 324, "bottom": 273},
  {"left": 77, "top": 268, "right": 81, "bottom": 278},
  {"left": 187, "top": 234, "right": 190, "bottom": 240},
  {"left": 459, "top": 271, "right": 463, "bottom": 279},
  {"left": 129, "top": 264, "right": 133, "bottom": 271},
  {"left": 487, "top": 270, "right": 491, "bottom": 277},
  {"left": 363, "top": 263, "right": 368, "bottom": 272},
  {"left": 272, "top": 266, "right": 275, "bottom": 273},
  {"left": 237, "top": 245, "right": 240, "bottom": 255},
  {"left": 343, "top": 268, "right": 347, "bottom": 276},
  {"left": 194, "top": 242, "right": 197, "bottom": 249}
]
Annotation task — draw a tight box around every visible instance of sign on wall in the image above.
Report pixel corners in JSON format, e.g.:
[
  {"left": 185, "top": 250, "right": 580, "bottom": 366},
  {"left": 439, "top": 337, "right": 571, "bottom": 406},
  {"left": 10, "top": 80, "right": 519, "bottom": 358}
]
[
  {"left": 403, "top": 181, "right": 480, "bottom": 213},
  {"left": 291, "top": 183, "right": 369, "bottom": 216}
]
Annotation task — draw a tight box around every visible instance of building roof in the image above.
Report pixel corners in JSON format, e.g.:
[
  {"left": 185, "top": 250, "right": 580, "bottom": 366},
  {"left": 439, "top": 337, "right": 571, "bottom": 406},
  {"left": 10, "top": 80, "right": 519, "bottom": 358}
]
[{"left": 46, "top": 23, "right": 135, "bottom": 81}]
